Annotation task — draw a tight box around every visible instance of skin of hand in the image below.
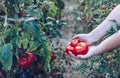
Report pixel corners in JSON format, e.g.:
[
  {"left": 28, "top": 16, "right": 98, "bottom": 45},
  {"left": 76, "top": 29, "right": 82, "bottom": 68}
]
[
  {"left": 67, "top": 46, "right": 98, "bottom": 60},
  {"left": 72, "top": 34, "right": 93, "bottom": 45},
  {"left": 67, "top": 4, "right": 120, "bottom": 60},
  {"left": 69, "top": 30, "right": 120, "bottom": 60}
]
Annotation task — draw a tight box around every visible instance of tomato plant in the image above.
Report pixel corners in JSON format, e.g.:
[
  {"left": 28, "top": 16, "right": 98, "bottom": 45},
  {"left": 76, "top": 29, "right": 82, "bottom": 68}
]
[
  {"left": 0, "top": 0, "right": 65, "bottom": 77},
  {"left": 18, "top": 52, "right": 35, "bottom": 68}
]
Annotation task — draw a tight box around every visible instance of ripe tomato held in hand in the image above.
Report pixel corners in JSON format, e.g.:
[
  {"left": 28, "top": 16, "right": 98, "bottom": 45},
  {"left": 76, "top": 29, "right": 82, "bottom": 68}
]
[
  {"left": 66, "top": 45, "right": 75, "bottom": 54},
  {"left": 18, "top": 52, "right": 35, "bottom": 68},
  {"left": 74, "top": 42, "right": 88, "bottom": 55},
  {"left": 66, "top": 39, "right": 89, "bottom": 56},
  {"left": 70, "top": 39, "right": 80, "bottom": 47}
]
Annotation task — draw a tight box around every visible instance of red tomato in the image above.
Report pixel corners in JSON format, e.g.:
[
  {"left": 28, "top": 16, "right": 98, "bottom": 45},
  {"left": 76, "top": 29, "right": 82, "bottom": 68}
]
[
  {"left": 74, "top": 42, "right": 88, "bottom": 55},
  {"left": 18, "top": 57, "right": 29, "bottom": 68},
  {"left": 66, "top": 45, "right": 74, "bottom": 54},
  {"left": 51, "top": 51, "right": 55, "bottom": 62},
  {"left": 25, "top": 52, "right": 35, "bottom": 66},
  {"left": 70, "top": 39, "right": 80, "bottom": 47},
  {"left": 65, "top": 40, "right": 89, "bottom": 56},
  {"left": 18, "top": 52, "right": 35, "bottom": 68},
  {"left": 101, "top": 5, "right": 107, "bottom": 9}
]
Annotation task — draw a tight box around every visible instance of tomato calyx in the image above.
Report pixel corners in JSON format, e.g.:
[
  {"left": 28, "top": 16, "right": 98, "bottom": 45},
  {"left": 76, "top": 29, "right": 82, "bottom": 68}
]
[{"left": 18, "top": 52, "right": 35, "bottom": 68}]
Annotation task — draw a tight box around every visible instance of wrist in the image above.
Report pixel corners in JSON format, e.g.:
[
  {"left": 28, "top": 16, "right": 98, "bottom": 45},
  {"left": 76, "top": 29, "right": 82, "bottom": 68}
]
[
  {"left": 88, "top": 24, "right": 113, "bottom": 44},
  {"left": 94, "top": 44, "right": 105, "bottom": 56},
  {"left": 86, "top": 46, "right": 100, "bottom": 58},
  {"left": 87, "top": 33, "right": 97, "bottom": 45}
]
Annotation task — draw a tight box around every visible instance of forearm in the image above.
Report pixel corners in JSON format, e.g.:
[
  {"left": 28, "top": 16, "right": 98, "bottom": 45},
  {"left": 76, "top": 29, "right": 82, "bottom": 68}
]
[
  {"left": 93, "top": 30, "right": 120, "bottom": 56},
  {"left": 89, "top": 4, "right": 120, "bottom": 43}
]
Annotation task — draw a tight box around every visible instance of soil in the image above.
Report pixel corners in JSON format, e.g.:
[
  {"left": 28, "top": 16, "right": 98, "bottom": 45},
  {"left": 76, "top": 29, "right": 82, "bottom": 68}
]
[{"left": 51, "top": 0, "right": 84, "bottom": 78}]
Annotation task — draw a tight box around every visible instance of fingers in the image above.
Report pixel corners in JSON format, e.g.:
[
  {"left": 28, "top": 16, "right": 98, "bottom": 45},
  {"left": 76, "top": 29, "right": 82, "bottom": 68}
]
[
  {"left": 65, "top": 50, "right": 90, "bottom": 60},
  {"left": 76, "top": 46, "right": 96, "bottom": 59},
  {"left": 65, "top": 51, "right": 79, "bottom": 60},
  {"left": 65, "top": 51, "right": 84, "bottom": 60},
  {"left": 76, "top": 54, "right": 89, "bottom": 60},
  {"left": 69, "top": 52, "right": 78, "bottom": 59},
  {"left": 72, "top": 34, "right": 86, "bottom": 42},
  {"left": 65, "top": 46, "right": 95, "bottom": 60},
  {"left": 72, "top": 35, "right": 80, "bottom": 40}
]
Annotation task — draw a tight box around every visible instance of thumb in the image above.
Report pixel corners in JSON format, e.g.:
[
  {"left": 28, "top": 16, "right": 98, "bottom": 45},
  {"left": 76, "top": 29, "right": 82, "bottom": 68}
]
[
  {"left": 72, "top": 35, "right": 80, "bottom": 40},
  {"left": 76, "top": 54, "right": 90, "bottom": 60}
]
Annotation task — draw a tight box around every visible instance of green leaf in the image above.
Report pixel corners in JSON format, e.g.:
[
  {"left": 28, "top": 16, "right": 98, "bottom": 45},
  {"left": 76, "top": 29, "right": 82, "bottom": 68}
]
[
  {"left": 100, "top": 63, "right": 107, "bottom": 73},
  {"left": 109, "top": 19, "right": 117, "bottom": 24},
  {"left": 52, "top": 30, "right": 62, "bottom": 38},
  {"left": 29, "top": 21, "right": 42, "bottom": 42},
  {"left": 113, "top": 25, "right": 118, "bottom": 32},
  {"left": 22, "top": 37, "right": 29, "bottom": 49},
  {"left": 0, "top": 37, "right": 3, "bottom": 45},
  {"left": 46, "top": 17, "right": 55, "bottom": 21},
  {"left": 23, "top": 22, "right": 29, "bottom": 32},
  {"left": 29, "top": 40, "right": 38, "bottom": 52},
  {"left": 19, "top": 0, "right": 33, "bottom": 4},
  {"left": 14, "top": 14, "right": 19, "bottom": 22},
  {"left": 29, "top": 21, "right": 40, "bottom": 33},
  {"left": 16, "top": 36, "right": 22, "bottom": 48},
  {"left": 43, "top": 45, "right": 52, "bottom": 73},
  {"left": 44, "top": 45, "right": 52, "bottom": 62},
  {"left": 27, "top": 5, "right": 43, "bottom": 18},
  {"left": 109, "top": 19, "right": 119, "bottom": 32},
  {"left": 48, "top": 2, "right": 58, "bottom": 18},
  {"left": 0, "top": 43, "right": 13, "bottom": 70},
  {"left": 21, "top": 32, "right": 30, "bottom": 49},
  {"left": 44, "top": 59, "right": 51, "bottom": 74}
]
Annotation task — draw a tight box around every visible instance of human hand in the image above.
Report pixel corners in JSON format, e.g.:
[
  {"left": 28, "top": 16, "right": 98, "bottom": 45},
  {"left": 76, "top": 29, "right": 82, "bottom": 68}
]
[
  {"left": 72, "top": 34, "right": 94, "bottom": 46},
  {"left": 66, "top": 46, "right": 98, "bottom": 60},
  {"left": 66, "top": 34, "right": 99, "bottom": 60}
]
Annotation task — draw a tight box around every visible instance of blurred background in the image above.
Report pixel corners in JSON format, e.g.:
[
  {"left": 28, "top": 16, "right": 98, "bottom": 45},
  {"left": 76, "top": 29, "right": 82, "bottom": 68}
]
[{"left": 0, "top": 0, "right": 120, "bottom": 78}]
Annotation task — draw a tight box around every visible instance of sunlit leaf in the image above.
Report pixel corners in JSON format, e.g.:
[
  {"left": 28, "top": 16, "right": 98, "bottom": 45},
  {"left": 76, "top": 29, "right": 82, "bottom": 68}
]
[
  {"left": 0, "top": 44, "right": 13, "bottom": 70},
  {"left": 29, "top": 40, "right": 39, "bottom": 52},
  {"left": 23, "top": 22, "right": 29, "bottom": 32},
  {"left": 52, "top": 30, "right": 62, "bottom": 38}
]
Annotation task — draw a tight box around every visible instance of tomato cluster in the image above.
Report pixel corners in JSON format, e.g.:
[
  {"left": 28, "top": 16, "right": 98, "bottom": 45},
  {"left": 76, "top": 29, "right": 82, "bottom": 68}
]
[
  {"left": 18, "top": 52, "right": 35, "bottom": 68},
  {"left": 66, "top": 39, "right": 89, "bottom": 56}
]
